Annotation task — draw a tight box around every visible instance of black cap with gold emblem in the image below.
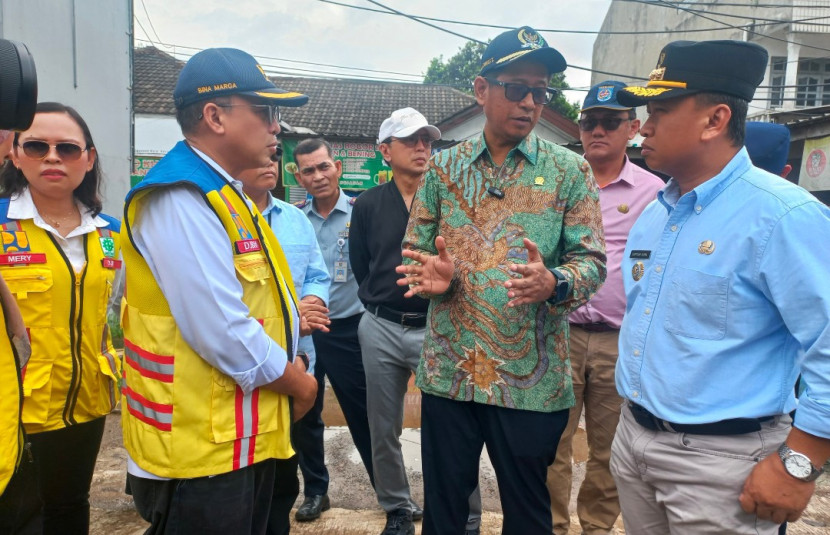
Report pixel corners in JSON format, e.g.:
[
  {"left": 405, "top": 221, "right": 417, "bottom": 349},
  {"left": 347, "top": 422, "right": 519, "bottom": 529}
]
[
  {"left": 479, "top": 26, "right": 566, "bottom": 77},
  {"left": 617, "top": 40, "right": 768, "bottom": 107}
]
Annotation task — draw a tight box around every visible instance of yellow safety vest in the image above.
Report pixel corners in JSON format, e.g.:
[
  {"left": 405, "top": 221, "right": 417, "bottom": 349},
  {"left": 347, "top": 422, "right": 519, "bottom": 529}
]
[
  {"left": 121, "top": 144, "right": 298, "bottom": 479},
  {"left": 0, "top": 218, "right": 121, "bottom": 435},
  {"left": 0, "top": 304, "right": 23, "bottom": 496}
]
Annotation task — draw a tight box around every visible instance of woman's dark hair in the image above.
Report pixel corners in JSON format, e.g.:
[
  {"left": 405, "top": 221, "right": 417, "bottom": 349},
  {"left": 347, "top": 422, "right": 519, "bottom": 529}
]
[{"left": 0, "top": 102, "right": 103, "bottom": 216}]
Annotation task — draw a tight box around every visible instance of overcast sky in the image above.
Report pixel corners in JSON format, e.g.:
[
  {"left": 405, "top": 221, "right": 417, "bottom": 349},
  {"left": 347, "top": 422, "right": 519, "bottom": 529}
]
[{"left": 134, "top": 0, "right": 613, "bottom": 105}]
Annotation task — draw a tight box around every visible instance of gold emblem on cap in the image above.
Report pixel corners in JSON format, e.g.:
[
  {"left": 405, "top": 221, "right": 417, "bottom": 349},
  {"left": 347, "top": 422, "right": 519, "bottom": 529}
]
[
  {"left": 657, "top": 52, "right": 666, "bottom": 67},
  {"left": 518, "top": 28, "right": 543, "bottom": 49},
  {"left": 649, "top": 67, "right": 666, "bottom": 81},
  {"left": 625, "top": 86, "right": 673, "bottom": 97},
  {"left": 618, "top": 204, "right": 629, "bottom": 214},
  {"left": 535, "top": 176, "right": 545, "bottom": 185},
  {"left": 698, "top": 240, "right": 715, "bottom": 255},
  {"left": 632, "top": 261, "right": 645, "bottom": 281}
]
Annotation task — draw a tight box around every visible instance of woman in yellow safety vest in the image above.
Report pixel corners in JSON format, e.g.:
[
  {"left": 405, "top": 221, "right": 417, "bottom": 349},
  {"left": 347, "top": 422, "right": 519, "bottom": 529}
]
[{"left": 0, "top": 103, "right": 120, "bottom": 534}]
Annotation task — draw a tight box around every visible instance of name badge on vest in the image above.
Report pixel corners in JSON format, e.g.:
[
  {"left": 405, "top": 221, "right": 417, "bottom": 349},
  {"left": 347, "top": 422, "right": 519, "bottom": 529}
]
[
  {"left": 630, "top": 250, "right": 651, "bottom": 259},
  {"left": 0, "top": 253, "right": 47, "bottom": 266},
  {"left": 101, "top": 258, "right": 122, "bottom": 269},
  {"left": 235, "top": 238, "right": 262, "bottom": 254}
]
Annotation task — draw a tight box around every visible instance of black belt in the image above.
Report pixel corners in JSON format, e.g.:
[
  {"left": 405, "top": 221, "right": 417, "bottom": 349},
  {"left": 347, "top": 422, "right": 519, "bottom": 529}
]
[
  {"left": 629, "top": 403, "right": 775, "bottom": 436},
  {"left": 365, "top": 303, "right": 427, "bottom": 328},
  {"left": 570, "top": 321, "right": 618, "bottom": 333}
]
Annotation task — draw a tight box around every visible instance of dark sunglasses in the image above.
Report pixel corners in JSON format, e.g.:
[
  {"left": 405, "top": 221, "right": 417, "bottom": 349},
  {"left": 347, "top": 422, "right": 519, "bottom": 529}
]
[
  {"left": 486, "top": 79, "right": 558, "bottom": 105},
  {"left": 578, "top": 116, "right": 630, "bottom": 132},
  {"left": 390, "top": 134, "right": 433, "bottom": 147},
  {"left": 217, "top": 103, "right": 281, "bottom": 125},
  {"left": 18, "top": 140, "right": 88, "bottom": 162}
]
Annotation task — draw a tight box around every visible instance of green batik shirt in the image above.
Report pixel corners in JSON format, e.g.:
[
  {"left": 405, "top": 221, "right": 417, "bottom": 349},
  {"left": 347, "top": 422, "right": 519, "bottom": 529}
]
[{"left": 403, "top": 132, "right": 606, "bottom": 413}]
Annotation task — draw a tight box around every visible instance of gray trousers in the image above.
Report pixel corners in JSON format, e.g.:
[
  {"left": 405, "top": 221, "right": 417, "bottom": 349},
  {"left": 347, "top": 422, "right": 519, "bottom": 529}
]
[
  {"left": 358, "top": 311, "right": 481, "bottom": 528},
  {"left": 610, "top": 402, "right": 790, "bottom": 534}
]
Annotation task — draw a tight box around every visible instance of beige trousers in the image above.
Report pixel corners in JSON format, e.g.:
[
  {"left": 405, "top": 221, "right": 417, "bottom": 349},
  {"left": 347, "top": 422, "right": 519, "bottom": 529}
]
[
  {"left": 547, "top": 326, "right": 622, "bottom": 535},
  {"left": 610, "top": 403, "right": 790, "bottom": 534}
]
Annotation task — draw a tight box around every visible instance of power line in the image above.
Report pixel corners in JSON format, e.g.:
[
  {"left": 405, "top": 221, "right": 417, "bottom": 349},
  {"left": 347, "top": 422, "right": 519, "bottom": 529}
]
[
  {"left": 628, "top": 0, "right": 830, "bottom": 54},
  {"left": 364, "top": 0, "right": 485, "bottom": 43},
  {"left": 135, "top": 38, "right": 424, "bottom": 80},
  {"left": 133, "top": 17, "right": 155, "bottom": 47},
  {"left": 138, "top": 0, "right": 163, "bottom": 44},
  {"left": 317, "top": 0, "right": 830, "bottom": 35}
]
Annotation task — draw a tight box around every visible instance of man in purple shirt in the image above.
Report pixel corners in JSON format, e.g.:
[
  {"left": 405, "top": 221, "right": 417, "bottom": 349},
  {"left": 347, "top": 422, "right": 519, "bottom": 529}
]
[{"left": 547, "top": 81, "right": 663, "bottom": 535}]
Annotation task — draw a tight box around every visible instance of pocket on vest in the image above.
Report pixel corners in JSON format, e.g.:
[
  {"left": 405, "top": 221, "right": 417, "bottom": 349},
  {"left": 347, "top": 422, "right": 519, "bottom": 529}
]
[
  {"left": 21, "top": 359, "right": 53, "bottom": 425},
  {"left": 209, "top": 369, "right": 280, "bottom": 444},
  {"left": 3, "top": 268, "right": 53, "bottom": 327}
]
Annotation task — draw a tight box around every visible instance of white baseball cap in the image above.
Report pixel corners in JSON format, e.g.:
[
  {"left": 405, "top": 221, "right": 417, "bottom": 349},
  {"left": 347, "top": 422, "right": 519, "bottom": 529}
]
[{"left": 377, "top": 107, "right": 441, "bottom": 144}]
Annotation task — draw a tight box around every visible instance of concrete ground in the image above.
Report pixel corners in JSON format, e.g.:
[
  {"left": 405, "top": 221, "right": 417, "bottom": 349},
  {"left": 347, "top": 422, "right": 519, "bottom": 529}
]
[{"left": 90, "top": 382, "right": 830, "bottom": 534}]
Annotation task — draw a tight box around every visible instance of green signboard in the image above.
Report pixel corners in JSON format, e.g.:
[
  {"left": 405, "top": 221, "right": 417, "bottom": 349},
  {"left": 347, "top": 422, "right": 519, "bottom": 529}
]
[
  {"left": 131, "top": 155, "right": 161, "bottom": 187},
  {"left": 281, "top": 138, "right": 391, "bottom": 190}
]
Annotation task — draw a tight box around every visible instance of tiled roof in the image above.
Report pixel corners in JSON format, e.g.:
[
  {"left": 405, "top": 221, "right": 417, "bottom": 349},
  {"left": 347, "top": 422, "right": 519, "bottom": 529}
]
[{"left": 133, "top": 46, "right": 476, "bottom": 138}]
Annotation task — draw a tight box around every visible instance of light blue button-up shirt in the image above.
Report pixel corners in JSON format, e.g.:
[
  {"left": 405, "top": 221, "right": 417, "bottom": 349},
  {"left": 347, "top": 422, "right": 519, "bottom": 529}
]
[
  {"left": 300, "top": 189, "right": 364, "bottom": 319},
  {"left": 262, "top": 194, "right": 329, "bottom": 373},
  {"left": 618, "top": 148, "right": 830, "bottom": 439}
]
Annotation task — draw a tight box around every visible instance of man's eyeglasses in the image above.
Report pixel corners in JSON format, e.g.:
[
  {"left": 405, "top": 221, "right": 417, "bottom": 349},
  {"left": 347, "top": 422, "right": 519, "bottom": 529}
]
[
  {"left": 217, "top": 103, "right": 281, "bottom": 125},
  {"left": 389, "top": 134, "right": 434, "bottom": 148},
  {"left": 17, "top": 140, "right": 88, "bottom": 162},
  {"left": 486, "top": 79, "right": 558, "bottom": 105},
  {"left": 578, "top": 116, "right": 630, "bottom": 132}
]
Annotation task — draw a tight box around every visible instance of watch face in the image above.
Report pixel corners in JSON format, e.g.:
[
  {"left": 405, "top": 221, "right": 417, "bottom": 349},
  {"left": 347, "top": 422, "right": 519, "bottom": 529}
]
[{"left": 785, "top": 454, "right": 813, "bottom": 479}]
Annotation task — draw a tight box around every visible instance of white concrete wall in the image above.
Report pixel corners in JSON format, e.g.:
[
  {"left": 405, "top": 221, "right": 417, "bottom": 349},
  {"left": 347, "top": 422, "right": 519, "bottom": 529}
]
[
  {"left": 0, "top": 0, "right": 132, "bottom": 216},
  {"left": 593, "top": 0, "right": 830, "bottom": 120}
]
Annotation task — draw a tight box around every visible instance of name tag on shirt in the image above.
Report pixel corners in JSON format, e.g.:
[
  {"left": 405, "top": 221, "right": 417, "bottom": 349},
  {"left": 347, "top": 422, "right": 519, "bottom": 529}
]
[
  {"left": 334, "top": 260, "right": 348, "bottom": 283},
  {"left": 0, "top": 253, "right": 46, "bottom": 266},
  {"left": 630, "top": 250, "right": 651, "bottom": 259},
  {"left": 102, "top": 258, "right": 122, "bottom": 269},
  {"left": 235, "top": 239, "right": 262, "bottom": 254}
]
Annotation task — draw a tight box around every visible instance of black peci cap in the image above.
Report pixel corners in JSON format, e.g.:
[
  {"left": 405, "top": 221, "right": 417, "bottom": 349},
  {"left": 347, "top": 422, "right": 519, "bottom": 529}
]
[{"left": 617, "top": 40, "right": 769, "bottom": 107}]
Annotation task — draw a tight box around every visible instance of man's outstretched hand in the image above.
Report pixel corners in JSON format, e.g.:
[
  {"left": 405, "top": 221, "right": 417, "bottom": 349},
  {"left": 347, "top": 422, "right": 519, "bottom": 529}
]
[{"left": 396, "top": 236, "right": 455, "bottom": 297}]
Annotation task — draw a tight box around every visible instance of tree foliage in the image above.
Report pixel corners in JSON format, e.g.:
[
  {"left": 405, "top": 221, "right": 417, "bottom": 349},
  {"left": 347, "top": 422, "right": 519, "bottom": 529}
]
[{"left": 423, "top": 41, "right": 580, "bottom": 121}]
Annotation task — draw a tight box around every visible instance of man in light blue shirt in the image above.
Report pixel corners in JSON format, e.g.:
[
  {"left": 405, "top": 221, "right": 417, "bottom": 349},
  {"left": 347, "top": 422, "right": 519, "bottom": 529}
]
[
  {"left": 613, "top": 40, "right": 830, "bottom": 534},
  {"left": 238, "top": 159, "right": 331, "bottom": 375},
  {"left": 291, "top": 138, "right": 375, "bottom": 523}
]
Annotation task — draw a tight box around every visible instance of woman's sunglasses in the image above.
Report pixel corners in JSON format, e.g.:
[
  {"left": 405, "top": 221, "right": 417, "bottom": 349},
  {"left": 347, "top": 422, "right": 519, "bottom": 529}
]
[{"left": 17, "top": 140, "right": 88, "bottom": 162}]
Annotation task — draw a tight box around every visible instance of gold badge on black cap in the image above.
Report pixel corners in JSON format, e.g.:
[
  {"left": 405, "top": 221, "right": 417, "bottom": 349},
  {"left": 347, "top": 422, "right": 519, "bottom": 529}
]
[
  {"left": 632, "top": 261, "right": 645, "bottom": 281},
  {"left": 698, "top": 240, "right": 715, "bottom": 255}
]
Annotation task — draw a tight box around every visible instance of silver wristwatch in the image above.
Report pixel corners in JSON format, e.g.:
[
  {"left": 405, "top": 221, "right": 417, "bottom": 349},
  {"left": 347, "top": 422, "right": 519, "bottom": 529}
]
[{"left": 777, "top": 443, "right": 824, "bottom": 482}]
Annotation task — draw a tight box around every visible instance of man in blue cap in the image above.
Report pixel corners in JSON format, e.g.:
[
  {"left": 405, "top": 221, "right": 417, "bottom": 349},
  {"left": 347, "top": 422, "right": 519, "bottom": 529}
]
[
  {"left": 746, "top": 122, "right": 792, "bottom": 177},
  {"left": 396, "top": 26, "right": 606, "bottom": 534},
  {"left": 120, "top": 48, "right": 318, "bottom": 534},
  {"left": 612, "top": 40, "right": 830, "bottom": 534},
  {"left": 548, "top": 81, "right": 663, "bottom": 535}
]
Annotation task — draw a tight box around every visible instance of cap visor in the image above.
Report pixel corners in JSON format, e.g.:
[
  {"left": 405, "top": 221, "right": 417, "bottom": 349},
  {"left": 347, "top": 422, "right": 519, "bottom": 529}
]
[
  {"left": 616, "top": 86, "right": 699, "bottom": 107},
  {"left": 247, "top": 89, "right": 309, "bottom": 107},
  {"left": 392, "top": 124, "right": 442, "bottom": 141},
  {"left": 580, "top": 103, "right": 632, "bottom": 112},
  {"left": 482, "top": 47, "right": 567, "bottom": 75}
]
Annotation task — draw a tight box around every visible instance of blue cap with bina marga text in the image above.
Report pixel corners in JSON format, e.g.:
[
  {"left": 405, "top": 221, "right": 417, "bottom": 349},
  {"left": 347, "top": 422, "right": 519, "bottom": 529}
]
[{"left": 174, "top": 48, "right": 308, "bottom": 109}]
